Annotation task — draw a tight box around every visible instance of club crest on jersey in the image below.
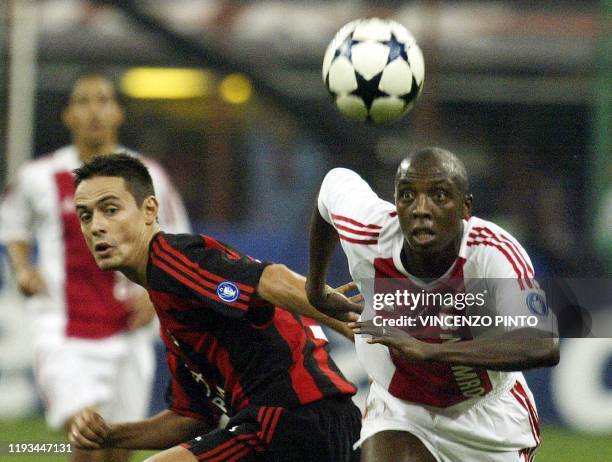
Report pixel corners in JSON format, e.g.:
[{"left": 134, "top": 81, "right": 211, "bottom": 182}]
[
  {"left": 526, "top": 292, "right": 548, "bottom": 316},
  {"left": 217, "top": 281, "right": 240, "bottom": 302}
]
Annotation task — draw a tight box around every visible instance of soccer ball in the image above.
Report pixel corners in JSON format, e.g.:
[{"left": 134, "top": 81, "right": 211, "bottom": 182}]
[{"left": 322, "top": 18, "right": 425, "bottom": 124}]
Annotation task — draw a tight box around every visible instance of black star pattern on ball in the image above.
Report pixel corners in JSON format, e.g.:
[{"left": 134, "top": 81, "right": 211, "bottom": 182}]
[
  {"left": 352, "top": 71, "right": 387, "bottom": 111},
  {"left": 334, "top": 32, "right": 359, "bottom": 61},
  {"left": 400, "top": 75, "right": 421, "bottom": 103},
  {"left": 384, "top": 33, "right": 408, "bottom": 64}
]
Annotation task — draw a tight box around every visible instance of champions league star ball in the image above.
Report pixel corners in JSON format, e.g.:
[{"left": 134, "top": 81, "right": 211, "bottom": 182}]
[{"left": 323, "top": 18, "right": 425, "bottom": 124}]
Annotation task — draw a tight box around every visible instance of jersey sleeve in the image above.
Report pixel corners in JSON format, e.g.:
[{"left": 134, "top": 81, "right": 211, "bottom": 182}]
[
  {"left": 482, "top": 234, "right": 557, "bottom": 335},
  {"left": 0, "top": 167, "right": 35, "bottom": 244},
  {"left": 165, "top": 349, "right": 221, "bottom": 425},
  {"left": 317, "top": 168, "right": 394, "bottom": 246},
  {"left": 149, "top": 233, "right": 271, "bottom": 320},
  {"left": 146, "top": 160, "right": 191, "bottom": 234}
]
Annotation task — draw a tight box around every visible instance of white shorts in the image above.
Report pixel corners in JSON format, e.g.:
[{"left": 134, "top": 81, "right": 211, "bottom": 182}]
[
  {"left": 33, "top": 324, "right": 155, "bottom": 430},
  {"left": 357, "top": 377, "right": 540, "bottom": 462}
]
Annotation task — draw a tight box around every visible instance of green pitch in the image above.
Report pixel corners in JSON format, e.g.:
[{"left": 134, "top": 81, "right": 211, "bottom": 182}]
[{"left": 0, "top": 417, "right": 611, "bottom": 461}]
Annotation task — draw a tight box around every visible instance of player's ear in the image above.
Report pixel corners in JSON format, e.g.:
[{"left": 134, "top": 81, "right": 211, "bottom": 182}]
[
  {"left": 142, "top": 196, "right": 159, "bottom": 225},
  {"left": 463, "top": 194, "right": 473, "bottom": 218}
]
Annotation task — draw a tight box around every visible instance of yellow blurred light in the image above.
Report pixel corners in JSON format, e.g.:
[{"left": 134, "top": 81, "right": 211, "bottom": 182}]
[
  {"left": 219, "top": 73, "right": 252, "bottom": 105},
  {"left": 121, "top": 68, "right": 211, "bottom": 99}
]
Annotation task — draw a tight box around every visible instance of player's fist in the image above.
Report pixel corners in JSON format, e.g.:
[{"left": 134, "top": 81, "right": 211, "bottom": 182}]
[
  {"left": 307, "top": 281, "right": 363, "bottom": 322},
  {"left": 15, "top": 266, "right": 46, "bottom": 297},
  {"left": 349, "top": 320, "right": 432, "bottom": 361},
  {"left": 68, "top": 408, "right": 111, "bottom": 450}
]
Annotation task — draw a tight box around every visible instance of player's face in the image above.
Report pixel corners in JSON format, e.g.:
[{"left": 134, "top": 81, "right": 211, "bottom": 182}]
[
  {"left": 75, "top": 177, "right": 154, "bottom": 272},
  {"left": 395, "top": 164, "right": 471, "bottom": 254},
  {"left": 63, "top": 76, "right": 124, "bottom": 147}
]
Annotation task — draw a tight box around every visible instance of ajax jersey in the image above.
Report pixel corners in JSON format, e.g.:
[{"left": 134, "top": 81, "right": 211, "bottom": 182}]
[
  {"left": 0, "top": 146, "right": 190, "bottom": 339},
  {"left": 318, "top": 168, "right": 553, "bottom": 408}
]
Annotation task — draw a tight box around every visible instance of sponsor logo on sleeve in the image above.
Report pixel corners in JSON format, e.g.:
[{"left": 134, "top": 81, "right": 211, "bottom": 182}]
[
  {"left": 217, "top": 281, "right": 240, "bottom": 303},
  {"left": 526, "top": 292, "right": 548, "bottom": 316}
]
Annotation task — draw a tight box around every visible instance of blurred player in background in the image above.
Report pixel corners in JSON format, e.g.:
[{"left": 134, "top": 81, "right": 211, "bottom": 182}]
[
  {"left": 0, "top": 72, "right": 190, "bottom": 462},
  {"left": 307, "top": 147, "right": 560, "bottom": 462},
  {"left": 68, "top": 154, "right": 362, "bottom": 461}
]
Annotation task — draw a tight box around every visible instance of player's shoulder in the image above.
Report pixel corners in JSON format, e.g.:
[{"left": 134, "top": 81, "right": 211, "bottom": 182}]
[
  {"left": 465, "top": 216, "right": 526, "bottom": 250},
  {"left": 18, "top": 146, "right": 72, "bottom": 175},
  {"left": 323, "top": 167, "right": 361, "bottom": 183},
  {"left": 321, "top": 168, "right": 395, "bottom": 223},
  {"left": 13, "top": 147, "right": 76, "bottom": 188},
  {"left": 130, "top": 151, "right": 168, "bottom": 176},
  {"left": 321, "top": 167, "right": 371, "bottom": 193},
  {"left": 151, "top": 232, "right": 202, "bottom": 256},
  {"left": 463, "top": 216, "right": 534, "bottom": 276}
]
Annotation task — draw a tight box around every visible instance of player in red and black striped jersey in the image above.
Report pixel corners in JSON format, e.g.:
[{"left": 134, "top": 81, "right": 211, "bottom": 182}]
[{"left": 68, "top": 154, "right": 362, "bottom": 462}]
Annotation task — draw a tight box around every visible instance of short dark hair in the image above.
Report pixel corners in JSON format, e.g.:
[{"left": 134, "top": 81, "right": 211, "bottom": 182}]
[{"left": 73, "top": 153, "right": 155, "bottom": 205}]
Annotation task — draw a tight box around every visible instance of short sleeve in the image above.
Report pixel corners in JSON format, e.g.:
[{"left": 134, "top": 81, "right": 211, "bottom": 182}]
[
  {"left": 165, "top": 349, "right": 222, "bottom": 425},
  {"left": 483, "top": 235, "right": 557, "bottom": 335},
  {"left": 0, "top": 168, "right": 35, "bottom": 243},
  {"left": 318, "top": 168, "right": 394, "bottom": 228},
  {"left": 149, "top": 233, "right": 271, "bottom": 320}
]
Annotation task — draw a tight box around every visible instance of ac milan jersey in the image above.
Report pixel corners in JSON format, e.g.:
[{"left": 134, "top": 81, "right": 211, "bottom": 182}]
[
  {"left": 0, "top": 146, "right": 190, "bottom": 338},
  {"left": 318, "top": 168, "right": 553, "bottom": 408},
  {"left": 147, "top": 232, "right": 356, "bottom": 421}
]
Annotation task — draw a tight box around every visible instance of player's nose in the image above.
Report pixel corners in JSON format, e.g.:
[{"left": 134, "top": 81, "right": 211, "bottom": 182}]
[
  {"left": 90, "top": 211, "right": 107, "bottom": 235},
  {"left": 411, "top": 193, "right": 432, "bottom": 218}
]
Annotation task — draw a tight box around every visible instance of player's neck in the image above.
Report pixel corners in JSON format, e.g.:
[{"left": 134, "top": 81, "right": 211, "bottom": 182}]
[
  {"left": 401, "top": 239, "right": 460, "bottom": 280},
  {"left": 74, "top": 139, "right": 119, "bottom": 163},
  {"left": 121, "top": 226, "right": 159, "bottom": 289}
]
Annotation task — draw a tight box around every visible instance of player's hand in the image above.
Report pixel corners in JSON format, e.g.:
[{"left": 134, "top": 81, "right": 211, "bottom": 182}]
[
  {"left": 126, "top": 293, "right": 156, "bottom": 330},
  {"left": 15, "top": 266, "right": 46, "bottom": 297},
  {"left": 349, "top": 320, "right": 432, "bottom": 361},
  {"left": 68, "top": 408, "right": 111, "bottom": 450},
  {"left": 307, "top": 281, "right": 363, "bottom": 322}
]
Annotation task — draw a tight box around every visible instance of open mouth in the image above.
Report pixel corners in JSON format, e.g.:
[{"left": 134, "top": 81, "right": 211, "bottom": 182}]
[
  {"left": 94, "top": 242, "right": 113, "bottom": 256},
  {"left": 411, "top": 228, "right": 436, "bottom": 244}
]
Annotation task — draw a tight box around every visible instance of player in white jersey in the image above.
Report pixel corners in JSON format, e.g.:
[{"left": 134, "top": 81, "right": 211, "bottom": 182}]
[
  {"left": 0, "top": 72, "right": 190, "bottom": 462},
  {"left": 306, "top": 147, "right": 559, "bottom": 462}
]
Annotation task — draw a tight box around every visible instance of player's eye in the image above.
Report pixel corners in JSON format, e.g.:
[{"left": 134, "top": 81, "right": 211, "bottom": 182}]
[
  {"left": 78, "top": 212, "right": 91, "bottom": 223},
  {"left": 105, "top": 206, "right": 119, "bottom": 215},
  {"left": 399, "top": 190, "right": 414, "bottom": 201},
  {"left": 433, "top": 190, "right": 448, "bottom": 201}
]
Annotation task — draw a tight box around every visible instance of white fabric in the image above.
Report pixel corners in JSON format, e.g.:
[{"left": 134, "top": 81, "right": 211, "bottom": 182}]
[
  {"left": 0, "top": 146, "right": 190, "bottom": 426},
  {"left": 317, "top": 167, "right": 553, "bottom": 408},
  {"left": 34, "top": 329, "right": 155, "bottom": 429},
  {"left": 357, "top": 379, "right": 539, "bottom": 461}
]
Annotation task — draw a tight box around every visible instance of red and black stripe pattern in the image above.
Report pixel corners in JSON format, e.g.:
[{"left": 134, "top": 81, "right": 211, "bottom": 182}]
[
  {"left": 149, "top": 233, "right": 262, "bottom": 318},
  {"left": 148, "top": 232, "right": 356, "bottom": 419}
]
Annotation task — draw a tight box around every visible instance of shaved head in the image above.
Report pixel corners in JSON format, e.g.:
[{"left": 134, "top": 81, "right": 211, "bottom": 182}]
[{"left": 395, "top": 147, "right": 469, "bottom": 194}]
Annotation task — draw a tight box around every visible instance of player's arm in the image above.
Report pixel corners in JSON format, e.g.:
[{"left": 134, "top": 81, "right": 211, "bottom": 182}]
[
  {"left": 257, "top": 264, "right": 361, "bottom": 336},
  {"left": 6, "top": 240, "right": 46, "bottom": 296},
  {"left": 69, "top": 408, "right": 212, "bottom": 450},
  {"left": 306, "top": 169, "right": 370, "bottom": 320},
  {"left": 1, "top": 169, "right": 45, "bottom": 296},
  {"left": 351, "top": 322, "right": 559, "bottom": 371},
  {"left": 304, "top": 204, "right": 342, "bottom": 314},
  {"left": 424, "top": 332, "right": 559, "bottom": 370}
]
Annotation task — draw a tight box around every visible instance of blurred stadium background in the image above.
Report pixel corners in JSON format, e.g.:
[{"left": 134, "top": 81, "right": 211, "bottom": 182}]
[{"left": 0, "top": 1, "right": 610, "bottom": 460}]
